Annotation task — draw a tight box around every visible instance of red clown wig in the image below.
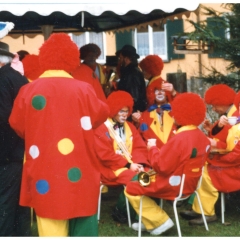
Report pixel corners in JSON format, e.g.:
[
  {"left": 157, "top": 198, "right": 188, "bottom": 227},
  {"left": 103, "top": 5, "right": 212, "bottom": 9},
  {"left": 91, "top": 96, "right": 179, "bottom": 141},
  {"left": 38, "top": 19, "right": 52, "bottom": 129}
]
[
  {"left": 107, "top": 91, "right": 134, "bottom": 118},
  {"left": 38, "top": 33, "right": 80, "bottom": 73},
  {"left": 22, "top": 54, "right": 43, "bottom": 81},
  {"left": 139, "top": 55, "right": 164, "bottom": 76},
  {"left": 171, "top": 92, "right": 206, "bottom": 126},
  {"left": 204, "top": 84, "right": 236, "bottom": 106}
]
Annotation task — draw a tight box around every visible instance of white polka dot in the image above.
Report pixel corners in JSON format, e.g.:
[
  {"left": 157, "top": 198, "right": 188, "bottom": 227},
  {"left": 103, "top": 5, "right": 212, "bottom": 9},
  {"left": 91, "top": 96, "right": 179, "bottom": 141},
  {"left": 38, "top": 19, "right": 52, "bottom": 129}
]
[
  {"left": 29, "top": 145, "right": 39, "bottom": 159},
  {"left": 169, "top": 175, "right": 181, "bottom": 186},
  {"left": 130, "top": 136, "right": 133, "bottom": 141},
  {"left": 206, "top": 145, "right": 211, "bottom": 153},
  {"left": 80, "top": 116, "right": 92, "bottom": 130}
]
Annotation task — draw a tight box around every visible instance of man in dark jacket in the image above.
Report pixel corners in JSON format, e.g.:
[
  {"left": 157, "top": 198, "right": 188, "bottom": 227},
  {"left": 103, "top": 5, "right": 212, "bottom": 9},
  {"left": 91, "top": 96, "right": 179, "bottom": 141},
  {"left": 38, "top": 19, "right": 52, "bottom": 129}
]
[
  {"left": 117, "top": 45, "right": 147, "bottom": 120},
  {"left": 0, "top": 42, "right": 31, "bottom": 236}
]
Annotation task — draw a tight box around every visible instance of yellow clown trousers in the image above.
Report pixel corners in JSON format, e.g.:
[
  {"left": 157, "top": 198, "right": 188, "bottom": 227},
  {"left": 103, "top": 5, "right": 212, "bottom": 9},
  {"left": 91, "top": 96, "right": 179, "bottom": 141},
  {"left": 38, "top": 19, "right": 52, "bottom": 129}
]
[
  {"left": 124, "top": 189, "right": 169, "bottom": 230},
  {"left": 192, "top": 164, "right": 219, "bottom": 216}
]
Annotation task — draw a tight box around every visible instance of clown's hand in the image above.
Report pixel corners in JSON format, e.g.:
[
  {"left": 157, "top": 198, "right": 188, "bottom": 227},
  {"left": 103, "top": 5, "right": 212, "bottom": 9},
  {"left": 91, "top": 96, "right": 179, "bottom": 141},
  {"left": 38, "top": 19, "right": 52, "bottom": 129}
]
[
  {"left": 162, "top": 82, "right": 176, "bottom": 96},
  {"left": 218, "top": 115, "right": 228, "bottom": 128},
  {"left": 132, "top": 111, "right": 141, "bottom": 123},
  {"left": 207, "top": 137, "right": 217, "bottom": 147}
]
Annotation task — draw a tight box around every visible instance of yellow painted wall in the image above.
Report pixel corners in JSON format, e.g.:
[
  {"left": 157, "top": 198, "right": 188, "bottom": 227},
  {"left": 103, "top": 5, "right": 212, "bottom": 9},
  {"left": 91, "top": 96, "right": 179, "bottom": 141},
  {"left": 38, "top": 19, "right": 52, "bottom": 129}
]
[
  {"left": 1, "top": 3, "right": 231, "bottom": 81},
  {"left": 2, "top": 34, "right": 44, "bottom": 55}
]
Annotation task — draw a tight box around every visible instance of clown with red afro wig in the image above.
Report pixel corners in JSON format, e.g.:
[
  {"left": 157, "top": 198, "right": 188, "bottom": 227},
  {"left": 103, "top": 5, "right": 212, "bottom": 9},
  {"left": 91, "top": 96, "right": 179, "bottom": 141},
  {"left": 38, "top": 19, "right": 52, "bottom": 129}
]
[
  {"left": 39, "top": 33, "right": 79, "bottom": 73},
  {"left": 140, "top": 55, "right": 177, "bottom": 106},
  {"left": 171, "top": 93, "right": 206, "bottom": 126},
  {"left": 107, "top": 90, "right": 134, "bottom": 118},
  {"left": 22, "top": 54, "right": 43, "bottom": 81},
  {"left": 204, "top": 84, "right": 236, "bottom": 106}
]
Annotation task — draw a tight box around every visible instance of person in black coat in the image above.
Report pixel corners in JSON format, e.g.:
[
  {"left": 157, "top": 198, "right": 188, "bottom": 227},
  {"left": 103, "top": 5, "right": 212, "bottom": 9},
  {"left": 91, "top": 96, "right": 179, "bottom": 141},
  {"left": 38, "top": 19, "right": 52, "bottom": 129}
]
[
  {"left": 0, "top": 42, "right": 31, "bottom": 236},
  {"left": 117, "top": 45, "right": 147, "bottom": 121}
]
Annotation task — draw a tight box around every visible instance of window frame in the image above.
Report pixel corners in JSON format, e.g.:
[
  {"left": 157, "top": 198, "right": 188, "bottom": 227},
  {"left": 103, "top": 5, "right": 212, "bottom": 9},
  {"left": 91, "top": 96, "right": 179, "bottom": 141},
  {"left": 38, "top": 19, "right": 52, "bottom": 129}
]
[{"left": 134, "top": 24, "right": 168, "bottom": 61}]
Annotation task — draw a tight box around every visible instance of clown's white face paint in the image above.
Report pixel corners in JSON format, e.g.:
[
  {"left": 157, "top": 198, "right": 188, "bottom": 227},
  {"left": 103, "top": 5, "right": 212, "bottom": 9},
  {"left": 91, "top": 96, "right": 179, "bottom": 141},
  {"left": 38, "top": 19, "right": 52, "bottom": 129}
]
[
  {"left": 155, "top": 89, "right": 167, "bottom": 104},
  {"left": 113, "top": 107, "right": 129, "bottom": 124}
]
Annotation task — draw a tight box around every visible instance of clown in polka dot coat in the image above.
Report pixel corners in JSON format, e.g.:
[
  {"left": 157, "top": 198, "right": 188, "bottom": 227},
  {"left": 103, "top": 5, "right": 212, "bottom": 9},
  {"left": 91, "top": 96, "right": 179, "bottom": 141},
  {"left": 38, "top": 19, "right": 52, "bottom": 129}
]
[{"left": 9, "top": 70, "right": 109, "bottom": 220}]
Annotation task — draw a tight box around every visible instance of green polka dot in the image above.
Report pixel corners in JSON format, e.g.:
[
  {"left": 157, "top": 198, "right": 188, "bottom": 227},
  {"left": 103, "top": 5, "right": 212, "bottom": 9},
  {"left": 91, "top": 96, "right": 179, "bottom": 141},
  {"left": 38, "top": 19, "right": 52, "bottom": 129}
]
[
  {"left": 32, "top": 95, "right": 46, "bottom": 110},
  {"left": 68, "top": 167, "right": 81, "bottom": 182}
]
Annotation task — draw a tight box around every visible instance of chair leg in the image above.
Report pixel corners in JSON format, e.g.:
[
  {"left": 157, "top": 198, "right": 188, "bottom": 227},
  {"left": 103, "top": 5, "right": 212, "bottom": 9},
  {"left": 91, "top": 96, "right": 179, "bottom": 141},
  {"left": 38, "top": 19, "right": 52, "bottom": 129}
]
[
  {"left": 195, "top": 191, "right": 209, "bottom": 231},
  {"left": 123, "top": 185, "right": 132, "bottom": 227},
  {"left": 125, "top": 195, "right": 132, "bottom": 227},
  {"left": 221, "top": 192, "right": 225, "bottom": 224},
  {"left": 138, "top": 196, "right": 144, "bottom": 237},
  {"left": 98, "top": 185, "right": 105, "bottom": 221},
  {"left": 160, "top": 199, "right": 163, "bottom": 208},
  {"left": 173, "top": 200, "right": 182, "bottom": 237}
]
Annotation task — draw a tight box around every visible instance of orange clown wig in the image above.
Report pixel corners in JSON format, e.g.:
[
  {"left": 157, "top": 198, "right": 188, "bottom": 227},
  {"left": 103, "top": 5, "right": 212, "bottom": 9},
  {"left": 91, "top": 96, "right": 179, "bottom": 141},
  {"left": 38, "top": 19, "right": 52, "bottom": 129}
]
[
  {"left": 171, "top": 92, "right": 206, "bottom": 126},
  {"left": 107, "top": 91, "right": 134, "bottom": 118},
  {"left": 204, "top": 84, "right": 236, "bottom": 106},
  {"left": 139, "top": 55, "right": 164, "bottom": 76},
  {"left": 38, "top": 33, "right": 80, "bottom": 73},
  {"left": 22, "top": 54, "right": 43, "bottom": 81}
]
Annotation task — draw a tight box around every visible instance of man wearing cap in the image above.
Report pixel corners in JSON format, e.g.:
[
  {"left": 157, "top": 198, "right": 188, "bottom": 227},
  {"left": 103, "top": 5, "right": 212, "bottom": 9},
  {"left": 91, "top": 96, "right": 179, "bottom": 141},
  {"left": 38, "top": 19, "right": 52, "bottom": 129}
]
[
  {"left": 94, "top": 90, "right": 150, "bottom": 222},
  {"left": 9, "top": 33, "right": 109, "bottom": 236},
  {"left": 116, "top": 45, "right": 147, "bottom": 118},
  {"left": 124, "top": 92, "right": 210, "bottom": 236},
  {"left": 0, "top": 42, "right": 31, "bottom": 236},
  {"left": 103, "top": 55, "right": 120, "bottom": 96},
  {"left": 180, "top": 84, "right": 239, "bottom": 225}
]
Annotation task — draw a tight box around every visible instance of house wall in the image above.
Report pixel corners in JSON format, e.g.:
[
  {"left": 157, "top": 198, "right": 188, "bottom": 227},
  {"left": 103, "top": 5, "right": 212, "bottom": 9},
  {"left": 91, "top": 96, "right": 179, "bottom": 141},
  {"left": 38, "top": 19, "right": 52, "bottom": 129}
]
[{"left": 1, "top": 3, "right": 231, "bottom": 82}]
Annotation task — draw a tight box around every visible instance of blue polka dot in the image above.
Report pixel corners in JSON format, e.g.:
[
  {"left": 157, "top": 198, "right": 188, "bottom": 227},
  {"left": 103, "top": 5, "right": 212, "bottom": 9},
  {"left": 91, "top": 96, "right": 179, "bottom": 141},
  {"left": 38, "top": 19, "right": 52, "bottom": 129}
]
[
  {"left": 36, "top": 180, "right": 49, "bottom": 194},
  {"left": 106, "top": 132, "right": 111, "bottom": 139},
  {"left": 140, "top": 123, "right": 148, "bottom": 131}
]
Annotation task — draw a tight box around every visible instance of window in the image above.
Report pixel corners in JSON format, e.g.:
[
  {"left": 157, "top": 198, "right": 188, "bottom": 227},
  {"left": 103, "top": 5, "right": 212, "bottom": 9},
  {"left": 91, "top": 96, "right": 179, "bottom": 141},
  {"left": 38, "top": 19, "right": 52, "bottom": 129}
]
[
  {"left": 134, "top": 24, "right": 168, "bottom": 61},
  {"left": 69, "top": 32, "right": 106, "bottom": 63}
]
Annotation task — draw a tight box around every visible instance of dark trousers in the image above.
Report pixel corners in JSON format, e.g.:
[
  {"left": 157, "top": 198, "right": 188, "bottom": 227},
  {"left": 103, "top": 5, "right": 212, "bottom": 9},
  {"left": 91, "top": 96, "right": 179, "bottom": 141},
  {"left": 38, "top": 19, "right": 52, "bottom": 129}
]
[{"left": 0, "top": 162, "right": 31, "bottom": 236}]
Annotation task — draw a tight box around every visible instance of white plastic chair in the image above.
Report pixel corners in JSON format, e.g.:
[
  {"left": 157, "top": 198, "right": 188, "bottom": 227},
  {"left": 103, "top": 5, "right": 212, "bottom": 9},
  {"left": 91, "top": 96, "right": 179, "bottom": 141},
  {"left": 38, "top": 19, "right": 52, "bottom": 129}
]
[
  {"left": 98, "top": 183, "right": 131, "bottom": 227},
  {"left": 138, "top": 162, "right": 209, "bottom": 237}
]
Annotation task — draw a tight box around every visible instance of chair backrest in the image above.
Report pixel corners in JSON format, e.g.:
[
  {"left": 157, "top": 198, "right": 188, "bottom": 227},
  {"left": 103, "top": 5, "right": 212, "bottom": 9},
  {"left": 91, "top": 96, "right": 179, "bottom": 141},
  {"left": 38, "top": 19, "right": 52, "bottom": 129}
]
[{"left": 176, "top": 155, "right": 205, "bottom": 199}]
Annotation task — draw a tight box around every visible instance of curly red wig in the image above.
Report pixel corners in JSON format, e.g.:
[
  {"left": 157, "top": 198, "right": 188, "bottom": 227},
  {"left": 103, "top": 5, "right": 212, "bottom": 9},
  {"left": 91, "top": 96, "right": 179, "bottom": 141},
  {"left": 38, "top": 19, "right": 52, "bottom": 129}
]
[
  {"left": 38, "top": 33, "right": 80, "bottom": 73},
  {"left": 204, "top": 84, "right": 236, "bottom": 106},
  {"left": 171, "top": 93, "right": 206, "bottom": 126},
  {"left": 139, "top": 55, "right": 164, "bottom": 76},
  {"left": 22, "top": 54, "right": 43, "bottom": 81},
  {"left": 107, "top": 91, "right": 134, "bottom": 118}
]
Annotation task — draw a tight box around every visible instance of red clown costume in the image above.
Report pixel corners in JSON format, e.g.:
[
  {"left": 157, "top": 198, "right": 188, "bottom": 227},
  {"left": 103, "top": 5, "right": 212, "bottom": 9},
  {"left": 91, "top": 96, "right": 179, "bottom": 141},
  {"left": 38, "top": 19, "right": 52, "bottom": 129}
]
[
  {"left": 72, "top": 63, "right": 107, "bottom": 103},
  {"left": 9, "top": 33, "right": 109, "bottom": 237},
  {"left": 125, "top": 93, "right": 210, "bottom": 235},
  {"left": 138, "top": 80, "right": 176, "bottom": 149},
  {"left": 94, "top": 90, "right": 150, "bottom": 185},
  {"left": 189, "top": 89, "right": 240, "bottom": 219}
]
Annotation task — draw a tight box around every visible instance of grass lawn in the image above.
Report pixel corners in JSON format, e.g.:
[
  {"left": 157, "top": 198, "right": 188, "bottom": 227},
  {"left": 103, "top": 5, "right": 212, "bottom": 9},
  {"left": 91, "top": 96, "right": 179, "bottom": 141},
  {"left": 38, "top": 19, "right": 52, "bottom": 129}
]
[
  {"left": 31, "top": 186, "right": 240, "bottom": 237},
  {"left": 98, "top": 186, "right": 240, "bottom": 237}
]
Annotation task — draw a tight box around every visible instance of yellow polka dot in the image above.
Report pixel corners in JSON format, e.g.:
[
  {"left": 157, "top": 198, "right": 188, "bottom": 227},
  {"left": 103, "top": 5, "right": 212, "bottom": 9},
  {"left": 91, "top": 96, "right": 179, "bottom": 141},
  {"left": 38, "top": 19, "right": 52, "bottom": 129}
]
[{"left": 58, "top": 138, "right": 74, "bottom": 155}]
